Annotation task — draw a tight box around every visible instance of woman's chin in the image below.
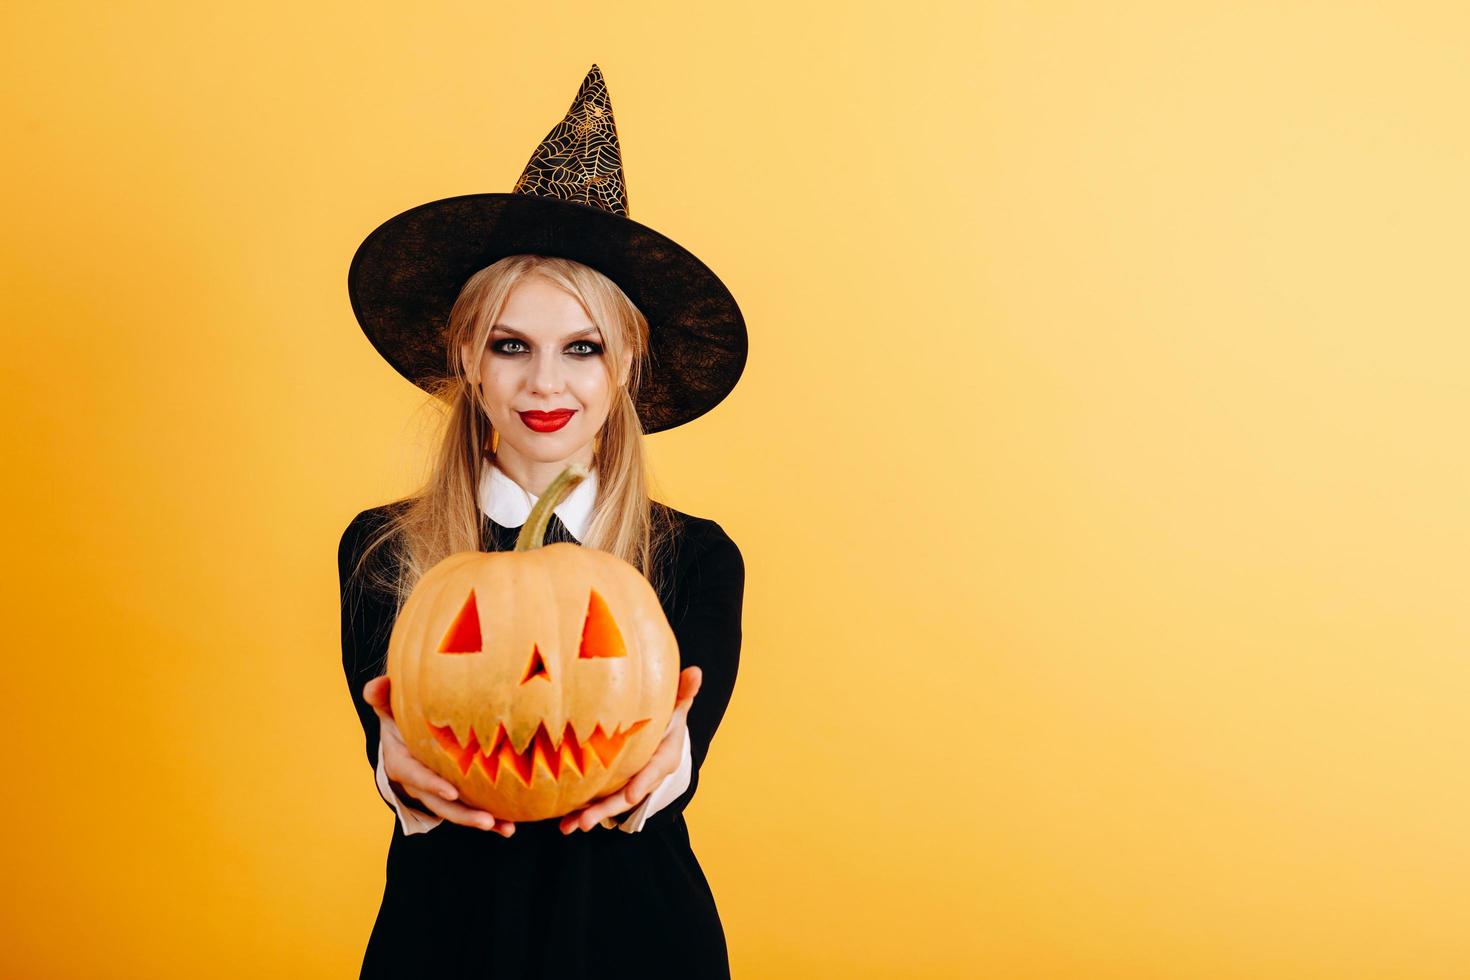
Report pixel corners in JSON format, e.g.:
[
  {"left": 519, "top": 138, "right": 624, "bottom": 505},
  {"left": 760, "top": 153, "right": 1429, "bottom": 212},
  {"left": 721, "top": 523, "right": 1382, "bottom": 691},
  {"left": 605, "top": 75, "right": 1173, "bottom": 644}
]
[{"left": 511, "top": 436, "right": 591, "bottom": 462}]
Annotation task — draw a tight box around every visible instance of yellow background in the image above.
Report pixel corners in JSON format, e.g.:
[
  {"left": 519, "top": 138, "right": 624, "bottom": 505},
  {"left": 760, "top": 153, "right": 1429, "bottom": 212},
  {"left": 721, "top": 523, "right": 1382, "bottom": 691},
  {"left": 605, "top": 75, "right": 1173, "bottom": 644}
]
[{"left": 4, "top": 1, "right": 1468, "bottom": 976}]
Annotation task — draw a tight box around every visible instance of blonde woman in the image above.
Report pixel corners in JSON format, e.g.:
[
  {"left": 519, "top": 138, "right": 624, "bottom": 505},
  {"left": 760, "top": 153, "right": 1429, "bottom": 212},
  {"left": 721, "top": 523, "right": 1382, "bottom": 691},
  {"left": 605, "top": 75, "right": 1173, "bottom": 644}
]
[{"left": 339, "top": 67, "right": 748, "bottom": 978}]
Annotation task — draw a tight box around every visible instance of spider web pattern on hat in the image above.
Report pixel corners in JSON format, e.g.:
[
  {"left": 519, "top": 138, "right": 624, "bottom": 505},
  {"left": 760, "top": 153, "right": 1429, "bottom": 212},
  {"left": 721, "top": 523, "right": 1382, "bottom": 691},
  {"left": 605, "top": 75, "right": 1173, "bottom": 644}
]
[{"left": 512, "top": 68, "right": 627, "bottom": 216}]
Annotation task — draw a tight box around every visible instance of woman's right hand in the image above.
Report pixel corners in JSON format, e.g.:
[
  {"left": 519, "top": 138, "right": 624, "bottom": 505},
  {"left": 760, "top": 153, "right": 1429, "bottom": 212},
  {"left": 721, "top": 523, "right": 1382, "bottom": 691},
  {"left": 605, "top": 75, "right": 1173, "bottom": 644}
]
[{"left": 363, "top": 676, "right": 516, "bottom": 837}]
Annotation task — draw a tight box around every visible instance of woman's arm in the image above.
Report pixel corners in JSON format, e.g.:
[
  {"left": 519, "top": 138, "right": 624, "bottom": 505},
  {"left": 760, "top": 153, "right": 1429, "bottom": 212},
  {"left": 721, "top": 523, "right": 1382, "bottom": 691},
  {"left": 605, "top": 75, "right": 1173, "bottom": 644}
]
[
  {"left": 376, "top": 740, "right": 446, "bottom": 833},
  {"left": 338, "top": 509, "right": 509, "bottom": 838},
  {"left": 339, "top": 508, "right": 401, "bottom": 811},
  {"left": 604, "top": 718, "right": 693, "bottom": 832},
  {"left": 633, "top": 521, "right": 745, "bottom": 832},
  {"left": 561, "top": 521, "right": 742, "bottom": 833}
]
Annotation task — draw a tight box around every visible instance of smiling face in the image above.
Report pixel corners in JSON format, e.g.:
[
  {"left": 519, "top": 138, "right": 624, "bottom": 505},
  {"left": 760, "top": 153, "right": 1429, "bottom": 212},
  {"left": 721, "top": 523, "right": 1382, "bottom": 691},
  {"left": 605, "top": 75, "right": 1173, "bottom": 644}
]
[{"left": 461, "top": 275, "right": 633, "bottom": 484}]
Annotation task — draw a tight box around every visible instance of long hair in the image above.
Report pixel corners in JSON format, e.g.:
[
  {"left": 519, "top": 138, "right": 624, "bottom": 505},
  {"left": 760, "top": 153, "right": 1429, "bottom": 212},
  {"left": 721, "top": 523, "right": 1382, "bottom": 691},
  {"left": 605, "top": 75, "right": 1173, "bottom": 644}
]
[{"left": 347, "top": 254, "right": 679, "bottom": 624}]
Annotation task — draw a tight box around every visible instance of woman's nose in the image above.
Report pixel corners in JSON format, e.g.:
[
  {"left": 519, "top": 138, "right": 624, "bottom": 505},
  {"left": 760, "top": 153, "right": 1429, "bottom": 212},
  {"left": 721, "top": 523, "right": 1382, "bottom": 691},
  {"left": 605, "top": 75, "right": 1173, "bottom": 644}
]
[{"left": 528, "top": 352, "right": 566, "bottom": 395}]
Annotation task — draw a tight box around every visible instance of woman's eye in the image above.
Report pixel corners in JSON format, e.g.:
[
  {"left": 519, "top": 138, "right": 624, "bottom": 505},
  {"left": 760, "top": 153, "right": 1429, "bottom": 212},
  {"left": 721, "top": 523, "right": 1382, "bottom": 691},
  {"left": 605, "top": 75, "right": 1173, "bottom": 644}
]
[{"left": 490, "top": 340, "right": 603, "bottom": 356}]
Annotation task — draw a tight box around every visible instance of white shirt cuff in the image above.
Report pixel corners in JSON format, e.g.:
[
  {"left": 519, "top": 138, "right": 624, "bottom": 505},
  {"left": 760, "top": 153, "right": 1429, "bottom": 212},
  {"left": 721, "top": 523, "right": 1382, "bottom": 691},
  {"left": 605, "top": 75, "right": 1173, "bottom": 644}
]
[
  {"left": 376, "top": 741, "right": 444, "bottom": 835},
  {"left": 600, "top": 717, "right": 694, "bottom": 833}
]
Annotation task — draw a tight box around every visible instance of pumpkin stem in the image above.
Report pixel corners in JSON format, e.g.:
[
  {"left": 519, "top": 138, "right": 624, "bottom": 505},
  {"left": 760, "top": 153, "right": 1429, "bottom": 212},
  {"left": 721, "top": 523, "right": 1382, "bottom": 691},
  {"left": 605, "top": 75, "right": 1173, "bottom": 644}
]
[{"left": 514, "top": 463, "right": 590, "bottom": 552}]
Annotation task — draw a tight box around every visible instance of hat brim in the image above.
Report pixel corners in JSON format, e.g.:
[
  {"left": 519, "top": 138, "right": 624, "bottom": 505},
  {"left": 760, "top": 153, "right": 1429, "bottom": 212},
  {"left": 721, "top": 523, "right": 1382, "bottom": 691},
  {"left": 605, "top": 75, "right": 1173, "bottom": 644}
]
[{"left": 348, "top": 192, "right": 747, "bottom": 434}]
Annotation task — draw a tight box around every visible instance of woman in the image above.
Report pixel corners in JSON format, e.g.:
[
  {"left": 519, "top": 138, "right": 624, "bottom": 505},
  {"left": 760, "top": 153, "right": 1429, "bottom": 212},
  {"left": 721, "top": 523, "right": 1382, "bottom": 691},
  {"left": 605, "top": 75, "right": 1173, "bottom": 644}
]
[{"left": 338, "top": 66, "right": 748, "bottom": 978}]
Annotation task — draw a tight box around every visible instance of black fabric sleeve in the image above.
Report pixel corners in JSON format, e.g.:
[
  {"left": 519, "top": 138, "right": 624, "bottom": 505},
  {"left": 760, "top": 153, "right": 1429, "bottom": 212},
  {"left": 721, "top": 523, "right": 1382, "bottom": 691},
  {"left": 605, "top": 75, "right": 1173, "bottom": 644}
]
[
  {"left": 340, "top": 509, "right": 454, "bottom": 820},
  {"left": 339, "top": 508, "right": 423, "bottom": 817},
  {"left": 637, "top": 521, "right": 745, "bottom": 832}
]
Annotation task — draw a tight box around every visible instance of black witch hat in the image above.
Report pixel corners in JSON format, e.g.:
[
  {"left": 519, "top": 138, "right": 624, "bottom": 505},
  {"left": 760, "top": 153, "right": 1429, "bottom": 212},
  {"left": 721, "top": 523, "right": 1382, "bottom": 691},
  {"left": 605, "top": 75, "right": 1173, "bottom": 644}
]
[{"left": 347, "top": 64, "right": 747, "bottom": 434}]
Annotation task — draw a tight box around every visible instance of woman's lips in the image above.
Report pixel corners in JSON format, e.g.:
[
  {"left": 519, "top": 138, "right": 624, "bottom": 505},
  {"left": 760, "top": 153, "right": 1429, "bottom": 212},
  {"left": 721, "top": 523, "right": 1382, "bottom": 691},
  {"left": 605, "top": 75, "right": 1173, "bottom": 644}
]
[{"left": 518, "top": 409, "right": 576, "bottom": 432}]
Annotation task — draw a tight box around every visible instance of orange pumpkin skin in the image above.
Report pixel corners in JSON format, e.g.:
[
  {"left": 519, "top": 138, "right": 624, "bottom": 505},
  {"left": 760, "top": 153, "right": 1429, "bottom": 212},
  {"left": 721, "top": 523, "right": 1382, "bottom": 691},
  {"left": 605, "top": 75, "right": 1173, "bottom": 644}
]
[{"left": 387, "top": 535, "right": 679, "bottom": 823}]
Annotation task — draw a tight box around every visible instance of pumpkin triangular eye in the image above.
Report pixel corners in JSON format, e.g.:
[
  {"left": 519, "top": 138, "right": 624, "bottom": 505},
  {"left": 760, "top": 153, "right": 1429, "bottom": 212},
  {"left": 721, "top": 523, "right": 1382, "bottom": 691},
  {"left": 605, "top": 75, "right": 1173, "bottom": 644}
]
[
  {"left": 520, "top": 644, "right": 550, "bottom": 683},
  {"left": 578, "top": 589, "right": 627, "bottom": 659},
  {"left": 438, "top": 590, "right": 482, "bottom": 654}
]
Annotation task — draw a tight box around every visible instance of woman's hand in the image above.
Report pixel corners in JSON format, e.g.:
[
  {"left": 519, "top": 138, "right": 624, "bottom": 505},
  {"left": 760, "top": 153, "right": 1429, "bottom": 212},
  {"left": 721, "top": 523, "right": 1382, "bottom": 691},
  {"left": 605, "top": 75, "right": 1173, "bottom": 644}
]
[
  {"left": 362, "top": 676, "right": 516, "bottom": 838},
  {"left": 558, "top": 666, "right": 702, "bottom": 834}
]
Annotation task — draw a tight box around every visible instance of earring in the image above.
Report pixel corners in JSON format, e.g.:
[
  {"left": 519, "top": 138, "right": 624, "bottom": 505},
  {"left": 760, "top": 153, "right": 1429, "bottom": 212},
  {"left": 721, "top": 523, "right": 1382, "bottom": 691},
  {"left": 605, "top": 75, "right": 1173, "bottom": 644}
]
[{"left": 490, "top": 428, "right": 500, "bottom": 454}]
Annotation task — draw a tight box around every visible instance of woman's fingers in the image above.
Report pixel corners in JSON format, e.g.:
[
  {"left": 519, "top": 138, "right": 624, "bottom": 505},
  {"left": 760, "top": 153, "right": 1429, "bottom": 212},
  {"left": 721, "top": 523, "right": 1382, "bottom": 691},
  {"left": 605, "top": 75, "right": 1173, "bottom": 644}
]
[
  {"left": 381, "top": 740, "right": 513, "bottom": 835},
  {"left": 558, "top": 783, "right": 639, "bottom": 834},
  {"left": 378, "top": 714, "right": 406, "bottom": 748},
  {"left": 558, "top": 724, "right": 686, "bottom": 833},
  {"left": 370, "top": 684, "right": 507, "bottom": 835},
  {"left": 369, "top": 670, "right": 702, "bottom": 838},
  {"left": 676, "top": 666, "right": 702, "bottom": 708},
  {"left": 381, "top": 733, "right": 460, "bottom": 803},
  {"left": 669, "top": 667, "right": 701, "bottom": 726},
  {"left": 362, "top": 676, "right": 394, "bottom": 723},
  {"left": 408, "top": 788, "right": 516, "bottom": 837},
  {"left": 628, "top": 734, "right": 684, "bottom": 798}
]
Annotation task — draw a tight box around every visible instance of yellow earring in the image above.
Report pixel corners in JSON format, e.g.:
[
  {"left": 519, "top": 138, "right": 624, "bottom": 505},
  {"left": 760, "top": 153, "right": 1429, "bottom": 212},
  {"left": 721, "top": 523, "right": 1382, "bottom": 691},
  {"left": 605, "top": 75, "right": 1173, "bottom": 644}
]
[{"left": 490, "top": 428, "right": 500, "bottom": 454}]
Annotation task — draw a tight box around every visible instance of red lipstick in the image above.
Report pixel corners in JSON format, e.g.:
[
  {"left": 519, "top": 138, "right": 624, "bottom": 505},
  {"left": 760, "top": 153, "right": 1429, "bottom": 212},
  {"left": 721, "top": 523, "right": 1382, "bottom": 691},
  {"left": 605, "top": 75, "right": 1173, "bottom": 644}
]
[{"left": 518, "top": 409, "right": 576, "bottom": 432}]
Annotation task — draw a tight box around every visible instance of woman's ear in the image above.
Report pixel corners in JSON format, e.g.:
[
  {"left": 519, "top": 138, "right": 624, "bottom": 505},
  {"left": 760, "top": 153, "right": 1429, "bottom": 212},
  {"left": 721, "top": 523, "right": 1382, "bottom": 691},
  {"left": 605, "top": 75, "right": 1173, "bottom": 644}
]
[
  {"left": 617, "top": 347, "right": 633, "bottom": 388},
  {"left": 460, "top": 341, "right": 478, "bottom": 384}
]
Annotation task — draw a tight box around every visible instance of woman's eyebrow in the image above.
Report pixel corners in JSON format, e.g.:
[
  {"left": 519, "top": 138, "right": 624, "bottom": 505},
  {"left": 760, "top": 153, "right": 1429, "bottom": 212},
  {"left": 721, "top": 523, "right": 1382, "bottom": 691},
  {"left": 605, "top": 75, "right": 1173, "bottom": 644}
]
[{"left": 490, "top": 324, "right": 601, "bottom": 341}]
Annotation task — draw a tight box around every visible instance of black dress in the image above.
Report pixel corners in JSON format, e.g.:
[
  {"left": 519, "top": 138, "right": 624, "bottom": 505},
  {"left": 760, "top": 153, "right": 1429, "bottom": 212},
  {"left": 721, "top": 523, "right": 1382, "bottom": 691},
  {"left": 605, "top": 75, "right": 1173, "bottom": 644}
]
[{"left": 339, "top": 500, "right": 745, "bottom": 979}]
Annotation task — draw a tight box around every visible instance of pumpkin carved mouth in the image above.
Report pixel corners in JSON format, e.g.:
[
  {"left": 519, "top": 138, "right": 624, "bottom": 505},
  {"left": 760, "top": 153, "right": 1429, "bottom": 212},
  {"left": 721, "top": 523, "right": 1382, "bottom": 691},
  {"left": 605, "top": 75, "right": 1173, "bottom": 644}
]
[{"left": 428, "top": 717, "right": 651, "bottom": 786}]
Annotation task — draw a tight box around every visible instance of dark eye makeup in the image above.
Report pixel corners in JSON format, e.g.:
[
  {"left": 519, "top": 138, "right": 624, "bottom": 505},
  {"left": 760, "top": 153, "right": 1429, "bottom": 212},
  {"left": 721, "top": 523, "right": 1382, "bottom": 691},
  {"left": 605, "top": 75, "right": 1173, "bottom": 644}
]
[{"left": 491, "top": 339, "right": 603, "bottom": 357}]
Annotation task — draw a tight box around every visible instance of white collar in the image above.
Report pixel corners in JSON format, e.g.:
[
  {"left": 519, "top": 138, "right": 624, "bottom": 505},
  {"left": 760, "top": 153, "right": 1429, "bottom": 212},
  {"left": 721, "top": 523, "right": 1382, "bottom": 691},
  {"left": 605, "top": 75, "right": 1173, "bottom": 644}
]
[{"left": 477, "top": 459, "right": 597, "bottom": 543}]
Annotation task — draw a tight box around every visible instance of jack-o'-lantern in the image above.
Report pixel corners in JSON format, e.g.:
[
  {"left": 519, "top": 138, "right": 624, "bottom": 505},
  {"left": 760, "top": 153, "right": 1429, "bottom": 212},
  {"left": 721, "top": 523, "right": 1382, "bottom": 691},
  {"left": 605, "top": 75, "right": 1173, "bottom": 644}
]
[{"left": 387, "top": 463, "right": 679, "bottom": 822}]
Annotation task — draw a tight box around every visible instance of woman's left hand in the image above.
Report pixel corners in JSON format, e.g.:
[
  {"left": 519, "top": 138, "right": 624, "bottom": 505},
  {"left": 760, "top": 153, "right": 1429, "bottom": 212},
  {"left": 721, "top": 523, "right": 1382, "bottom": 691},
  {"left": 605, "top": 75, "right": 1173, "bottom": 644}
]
[{"left": 559, "top": 665, "right": 702, "bottom": 834}]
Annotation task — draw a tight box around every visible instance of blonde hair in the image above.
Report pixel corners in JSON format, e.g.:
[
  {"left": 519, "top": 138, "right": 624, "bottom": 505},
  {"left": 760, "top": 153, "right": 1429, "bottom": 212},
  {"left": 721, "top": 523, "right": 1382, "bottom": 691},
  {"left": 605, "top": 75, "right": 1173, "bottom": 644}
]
[{"left": 348, "top": 254, "right": 678, "bottom": 619}]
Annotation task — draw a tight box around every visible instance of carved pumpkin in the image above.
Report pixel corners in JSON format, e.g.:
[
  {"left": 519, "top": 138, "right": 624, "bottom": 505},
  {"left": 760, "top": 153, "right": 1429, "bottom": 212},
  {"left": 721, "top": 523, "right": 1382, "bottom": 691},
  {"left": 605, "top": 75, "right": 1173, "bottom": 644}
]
[{"left": 387, "top": 464, "right": 679, "bottom": 822}]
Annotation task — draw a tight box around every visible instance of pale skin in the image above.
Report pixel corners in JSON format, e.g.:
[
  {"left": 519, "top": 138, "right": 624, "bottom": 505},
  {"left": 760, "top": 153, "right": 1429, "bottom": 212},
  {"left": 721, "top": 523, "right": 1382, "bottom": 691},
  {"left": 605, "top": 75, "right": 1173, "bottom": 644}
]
[{"left": 364, "top": 274, "right": 703, "bottom": 837}]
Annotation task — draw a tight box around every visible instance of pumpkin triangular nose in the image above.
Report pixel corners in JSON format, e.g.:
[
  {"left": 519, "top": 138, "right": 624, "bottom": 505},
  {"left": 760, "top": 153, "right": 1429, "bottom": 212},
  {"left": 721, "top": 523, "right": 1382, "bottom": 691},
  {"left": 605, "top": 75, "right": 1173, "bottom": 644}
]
[{"left": 520, "top": 644, "right": 551, "bottom": 684}]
